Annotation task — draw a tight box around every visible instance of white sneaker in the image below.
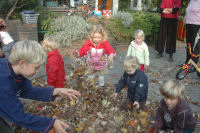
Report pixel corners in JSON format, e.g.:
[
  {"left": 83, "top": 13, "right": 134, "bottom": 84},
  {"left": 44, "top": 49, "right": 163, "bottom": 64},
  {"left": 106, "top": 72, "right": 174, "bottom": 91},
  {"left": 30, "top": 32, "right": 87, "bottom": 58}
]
[{"left": 98, "top": 75, "right": 105, "bottom": 87}]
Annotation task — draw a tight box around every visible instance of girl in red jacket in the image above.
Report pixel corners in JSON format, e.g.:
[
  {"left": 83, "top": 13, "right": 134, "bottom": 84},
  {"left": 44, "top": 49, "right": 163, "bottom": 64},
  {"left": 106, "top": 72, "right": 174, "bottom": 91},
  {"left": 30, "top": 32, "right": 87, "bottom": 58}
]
[
  {"left": 74, "top": 25, "right": 116, "bottom": 86},
  {"left": 43, "top": 37, "right": 66, "bottom": 88}
]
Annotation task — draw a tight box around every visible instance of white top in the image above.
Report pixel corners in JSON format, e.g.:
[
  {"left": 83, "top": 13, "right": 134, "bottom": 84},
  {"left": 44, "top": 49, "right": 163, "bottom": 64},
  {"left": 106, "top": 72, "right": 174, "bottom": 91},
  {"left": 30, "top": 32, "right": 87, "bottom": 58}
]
[
  {"left": 0, "top": 31, "right": 14, "bottom": 45},
  {"left": 126, "top": 41, "right": 149, "bottom": 66}
]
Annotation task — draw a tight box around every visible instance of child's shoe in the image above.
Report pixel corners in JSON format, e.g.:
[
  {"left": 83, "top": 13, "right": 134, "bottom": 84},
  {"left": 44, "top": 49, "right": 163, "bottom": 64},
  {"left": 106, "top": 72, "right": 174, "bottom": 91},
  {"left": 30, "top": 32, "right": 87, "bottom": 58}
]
[{"left": 98, "top": 75, "right": 105, "bottom": 87}]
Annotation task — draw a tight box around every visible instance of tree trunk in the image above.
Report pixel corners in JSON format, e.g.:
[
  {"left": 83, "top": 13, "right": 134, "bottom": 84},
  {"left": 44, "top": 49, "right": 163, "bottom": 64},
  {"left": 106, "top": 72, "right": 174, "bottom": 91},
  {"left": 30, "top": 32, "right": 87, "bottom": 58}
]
[{"left": 6, "top": 0, "right": 19, "bottom": 20}]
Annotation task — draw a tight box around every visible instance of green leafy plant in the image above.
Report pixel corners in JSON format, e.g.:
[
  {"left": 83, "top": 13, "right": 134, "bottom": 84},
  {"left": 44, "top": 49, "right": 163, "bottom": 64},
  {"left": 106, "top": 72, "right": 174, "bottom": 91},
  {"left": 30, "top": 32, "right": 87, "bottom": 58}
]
[
  {"left": 45, "top": 15, "right": 89, "bottom": 47},
  {"left": 106, "top": 11, "right": 160, "bottom": 44}
]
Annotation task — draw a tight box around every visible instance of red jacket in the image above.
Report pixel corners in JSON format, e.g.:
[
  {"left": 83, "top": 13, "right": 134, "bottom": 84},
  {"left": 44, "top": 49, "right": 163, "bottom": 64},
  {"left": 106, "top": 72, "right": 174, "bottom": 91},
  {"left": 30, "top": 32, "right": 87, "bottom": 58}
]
[
  {"left": 46, "top": 49, "right": 65, "bottom": 88},
  {"left": 160, "top": 0, "right": 182, "bottom": 19},
  {"left": 78, "top": 40, "right": 116, "bottom": 57}
]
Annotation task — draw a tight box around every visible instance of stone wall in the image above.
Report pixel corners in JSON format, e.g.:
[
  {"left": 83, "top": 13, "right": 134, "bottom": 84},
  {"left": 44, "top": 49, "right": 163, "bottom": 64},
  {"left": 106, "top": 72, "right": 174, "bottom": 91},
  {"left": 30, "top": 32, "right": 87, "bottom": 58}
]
[{"left": 6, "top": 20, "right": 38, "bottom": 42}]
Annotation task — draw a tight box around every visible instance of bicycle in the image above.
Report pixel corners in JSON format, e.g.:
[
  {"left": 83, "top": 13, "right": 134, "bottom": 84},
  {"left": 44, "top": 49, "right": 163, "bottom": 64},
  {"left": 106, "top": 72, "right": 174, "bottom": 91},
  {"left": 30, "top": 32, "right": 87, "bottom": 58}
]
[{"left": 176, "top": 43, "right": 200, "bottom": 80}]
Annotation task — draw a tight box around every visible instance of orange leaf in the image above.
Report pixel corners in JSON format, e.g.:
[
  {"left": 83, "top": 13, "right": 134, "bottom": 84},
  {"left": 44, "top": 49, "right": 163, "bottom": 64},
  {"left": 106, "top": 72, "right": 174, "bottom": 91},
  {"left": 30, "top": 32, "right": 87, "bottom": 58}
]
[
  {"left": 130, "top": 120, "right": 137, "bottom": 127},
  {"left": 48, "top": 128, "right": 55, "bottom": 133}
]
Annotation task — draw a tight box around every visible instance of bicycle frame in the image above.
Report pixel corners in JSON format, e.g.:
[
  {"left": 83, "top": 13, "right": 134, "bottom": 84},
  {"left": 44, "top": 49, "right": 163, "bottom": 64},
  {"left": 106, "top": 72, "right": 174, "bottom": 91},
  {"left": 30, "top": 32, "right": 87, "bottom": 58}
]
[
  {"left": 176, "top": 43, "right": 200, "bottom": 80},
  {"left": 182, "top": 59, "right": 200, "bottom": 74}
]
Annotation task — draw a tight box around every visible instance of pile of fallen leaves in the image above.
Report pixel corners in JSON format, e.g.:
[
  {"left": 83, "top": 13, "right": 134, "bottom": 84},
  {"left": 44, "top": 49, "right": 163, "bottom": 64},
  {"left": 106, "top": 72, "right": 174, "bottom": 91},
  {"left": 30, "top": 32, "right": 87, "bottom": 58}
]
[{"left": 14, "top": 58, "right": 200, "bottom": 133}]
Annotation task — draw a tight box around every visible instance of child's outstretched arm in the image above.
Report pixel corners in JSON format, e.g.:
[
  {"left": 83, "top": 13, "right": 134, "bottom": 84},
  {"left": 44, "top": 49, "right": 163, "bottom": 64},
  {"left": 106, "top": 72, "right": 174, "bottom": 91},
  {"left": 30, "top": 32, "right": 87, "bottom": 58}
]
[
  {"left": 76, "top": 40, "right": 91, "bottom": 57},
  {"left": 53, "top": 119, "right": 69, "bottom": 133},
  {"left": 112, "top": 72, "right": 126, "bottom": 98},
  {"left": 53, "top": 88, "right": 81, "bottom": 101}
]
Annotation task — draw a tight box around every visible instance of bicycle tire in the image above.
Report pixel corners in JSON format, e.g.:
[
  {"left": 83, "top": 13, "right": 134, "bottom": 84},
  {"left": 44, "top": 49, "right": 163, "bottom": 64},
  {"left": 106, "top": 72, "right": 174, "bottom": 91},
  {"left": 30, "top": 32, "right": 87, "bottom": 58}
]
[
  {"left": 197, "top": 71, "right": 200, "bottom": 77},
  {"left": 176, "top": 68, "right": 188, "bottom": 80}
]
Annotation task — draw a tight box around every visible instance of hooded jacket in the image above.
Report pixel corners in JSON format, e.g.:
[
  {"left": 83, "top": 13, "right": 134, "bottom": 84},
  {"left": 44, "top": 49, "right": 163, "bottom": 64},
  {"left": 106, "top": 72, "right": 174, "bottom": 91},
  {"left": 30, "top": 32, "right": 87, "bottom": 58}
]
[
  {"left": 0, "top": 58, "right": 55, "bottom": 132},
  {"left": 115, "top": 69, "right": 148, "bottom": 102},
  {"left": 46, "top": 49, "right": 65, "bottom": 88},
  {"left": 78, "top": 40, "right": 116, "bottom": 70},
  {"left": 127, "top": 41, "right": 149, "bottom": 66},
  {"left": 154, "top": 99, "right": 196, "bottom": 132}
]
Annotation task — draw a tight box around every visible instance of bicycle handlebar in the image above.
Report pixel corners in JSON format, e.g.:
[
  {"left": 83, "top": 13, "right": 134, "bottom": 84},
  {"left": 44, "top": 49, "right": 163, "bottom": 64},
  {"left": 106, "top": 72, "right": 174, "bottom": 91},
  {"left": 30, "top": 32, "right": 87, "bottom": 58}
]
[{"left": 187, "top": 43, "right": 200, "bottom": 58}]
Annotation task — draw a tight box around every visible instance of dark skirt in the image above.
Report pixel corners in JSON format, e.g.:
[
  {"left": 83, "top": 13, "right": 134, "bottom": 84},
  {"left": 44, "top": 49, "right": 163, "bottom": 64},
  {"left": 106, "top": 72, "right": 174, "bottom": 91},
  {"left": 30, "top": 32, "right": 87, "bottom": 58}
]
[{"left": 155, "top": 17, "right": 178, "bottom": 54}]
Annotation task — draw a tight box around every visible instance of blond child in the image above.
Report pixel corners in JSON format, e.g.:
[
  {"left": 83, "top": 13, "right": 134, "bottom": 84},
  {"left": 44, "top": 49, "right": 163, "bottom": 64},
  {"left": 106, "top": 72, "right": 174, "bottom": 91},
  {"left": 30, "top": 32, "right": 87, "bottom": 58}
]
[
  {"left": 0, "top": 18, "right": 15, "bottom": 57},
  {"left": 0, "top": 40, "right": 81, "bottom": 133},
  {"left": 113, "top": 56, "right": 148, "bottom": 110},
  {"left": 74, "top": 25, "right": 116, "bottom": 86},
  {"left": 152, "top": 79, "right": 196, "bottom": 133},
  {"left": 42, "top": 37, "right": 66, "bottom": 88},
  {"left": 127, "top": 29, "right": 149, "bottom": 72}
]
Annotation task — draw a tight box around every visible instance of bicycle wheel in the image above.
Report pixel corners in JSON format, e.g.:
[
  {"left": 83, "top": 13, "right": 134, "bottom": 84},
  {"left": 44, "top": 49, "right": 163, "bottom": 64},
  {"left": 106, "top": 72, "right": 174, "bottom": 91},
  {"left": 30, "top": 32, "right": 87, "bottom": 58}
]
[{"left": 176, "top": 68, "right": 189, "bottom": 80}]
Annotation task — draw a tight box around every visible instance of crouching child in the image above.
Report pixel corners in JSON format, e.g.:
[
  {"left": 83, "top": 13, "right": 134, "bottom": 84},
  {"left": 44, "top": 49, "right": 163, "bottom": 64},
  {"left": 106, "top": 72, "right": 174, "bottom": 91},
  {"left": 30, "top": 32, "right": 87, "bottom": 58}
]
[
  {"left": 152, "top": 79, "right": 196, "bottom": 133},
  {"left": 113, "top": 56, "right": 148, "bottom": 110},
  {"left": 0, "top": 40, "right": 81, "bottom": 133}
]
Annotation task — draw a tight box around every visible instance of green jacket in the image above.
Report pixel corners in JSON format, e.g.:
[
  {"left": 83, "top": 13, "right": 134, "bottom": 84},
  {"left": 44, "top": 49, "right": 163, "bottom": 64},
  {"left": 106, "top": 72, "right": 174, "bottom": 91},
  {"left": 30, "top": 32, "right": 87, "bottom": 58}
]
[{"left": 126, "top": 41, "right": 149, "bottom": 66}]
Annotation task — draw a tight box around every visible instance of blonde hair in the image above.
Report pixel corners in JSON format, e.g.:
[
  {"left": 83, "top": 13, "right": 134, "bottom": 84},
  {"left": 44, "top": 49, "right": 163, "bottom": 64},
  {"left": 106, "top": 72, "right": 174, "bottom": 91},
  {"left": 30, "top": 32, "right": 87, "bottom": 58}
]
[
  {"left": 8, "top": 40, "right": 47, "bottom": 66},
  {"left": 160, "top": 79, "right": 185, "bottom": 99},
  {"left": 42, "top": 37, "right": 58, "bottom": 52},
  {"left": 123, "top": 56, "right": 140, "bottom": 71},
  {"left": 135, "top": 29, "right": 145, "bottom": 41},
  {"left": 88, "top": 25, "right": 107, "bottom": 42}
]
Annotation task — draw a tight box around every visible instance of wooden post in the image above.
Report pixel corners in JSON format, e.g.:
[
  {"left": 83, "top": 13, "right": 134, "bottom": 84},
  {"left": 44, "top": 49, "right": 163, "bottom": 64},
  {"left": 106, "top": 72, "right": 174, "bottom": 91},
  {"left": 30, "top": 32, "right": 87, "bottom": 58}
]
[
  {"left": 136, "top": 0, "right": 142, "bottom": 11},
  {"left": 130, "top": 0, "right": 135, "bottom": 10},
  {"left": 112, "top": 0, "right": 119, "bottom": 15}
]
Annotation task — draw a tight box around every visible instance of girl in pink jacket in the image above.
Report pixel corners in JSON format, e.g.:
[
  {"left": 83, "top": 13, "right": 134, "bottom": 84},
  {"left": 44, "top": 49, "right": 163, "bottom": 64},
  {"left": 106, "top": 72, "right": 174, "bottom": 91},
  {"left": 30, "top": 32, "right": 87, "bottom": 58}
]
[{"left": 74, "top": 25, "right": 116, "bottom": 86}]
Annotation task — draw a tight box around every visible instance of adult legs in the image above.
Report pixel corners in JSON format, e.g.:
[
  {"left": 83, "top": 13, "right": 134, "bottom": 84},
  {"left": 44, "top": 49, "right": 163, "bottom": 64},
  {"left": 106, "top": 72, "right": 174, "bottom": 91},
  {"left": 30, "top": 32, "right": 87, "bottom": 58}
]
[
  {"left": 186, "top": 24, "right": 200, "bottom": 63},
  {"left": 155, "top": 17, "right": 168, "bottom": 57},
  {"left": 165, "top": 19, "right": 178, "bottom": 62}
]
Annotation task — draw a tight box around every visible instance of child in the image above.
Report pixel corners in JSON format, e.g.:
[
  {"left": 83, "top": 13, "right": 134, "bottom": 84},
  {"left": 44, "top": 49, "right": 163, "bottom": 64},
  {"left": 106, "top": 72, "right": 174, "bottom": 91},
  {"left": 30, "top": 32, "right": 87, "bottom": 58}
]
[
  {"left": 74, "top": 25, "right": 116, "bottom": 86},
  {"left": 113, "top": 56, "right": 148, "bottom": 110},
  {"left": 42, "top": 37, "right": 66, "bottom": 88},
  {"left": 152, "top": 79, "right": 196, "bottom": 133},
  {"left": 0, "top": 40, "right": 81, "bottom": 133},
  {"left": 126, "top": 29, "right": 149, "bottom": 72},
  {"left": 0, "top": 18, "right": 15, "bottom": 57}
]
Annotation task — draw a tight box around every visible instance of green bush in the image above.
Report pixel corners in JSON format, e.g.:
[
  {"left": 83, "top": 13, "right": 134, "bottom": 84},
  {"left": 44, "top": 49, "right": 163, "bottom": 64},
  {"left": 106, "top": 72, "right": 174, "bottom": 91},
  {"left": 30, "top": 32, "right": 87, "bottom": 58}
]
[
  {"left": 45, "top": 15, "right": 89, "bottom": 47},
  {"left": 106, "top": 11, "right": 160, "bottom": 45}
]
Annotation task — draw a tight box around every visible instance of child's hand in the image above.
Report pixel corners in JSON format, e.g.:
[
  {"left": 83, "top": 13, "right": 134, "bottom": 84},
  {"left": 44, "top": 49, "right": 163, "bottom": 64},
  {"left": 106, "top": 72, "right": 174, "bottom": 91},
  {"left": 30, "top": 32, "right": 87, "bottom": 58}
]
[
  {"left": 108, "top": 53, "right": 115, "bottom": 66},
  {"left": 144, "top": 65, "right": 148, "bottom": 72},
  {"left": 72, "top": 50, "right": 79, "bottom": 58},
  {"left": 53, "top": 119, "right": 69, "bottom": 133},
  {"left": 53, "top": 88, "right": 81, "bottom": 101},
  {"left": 133, "top": 101, "right": 140, "bottom": 109},
  {"left": 112, "top": 93, "right": 118, "bottom": 98}
]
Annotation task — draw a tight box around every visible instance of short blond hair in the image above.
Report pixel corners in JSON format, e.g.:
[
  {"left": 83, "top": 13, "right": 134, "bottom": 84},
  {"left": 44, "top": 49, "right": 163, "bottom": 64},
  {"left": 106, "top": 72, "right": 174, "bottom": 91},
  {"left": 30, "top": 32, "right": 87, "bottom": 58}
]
[
  {"left": 135, "top": 29, "right": 145, "bottom": 41},
  {"left": 160, "top": 79, "right": 185, "bottom": 99},
  {"left": 8, "top": 40, "right": 47, "bottom": 66},
  {"left": 123, "top": 56, "right": 140, "bottom": 71},
  {"left": 42, "top": 37, "right": 58, "bottom": 52},
  {"left": 88, "top": 25, "right": 107, "bottom": 42}
]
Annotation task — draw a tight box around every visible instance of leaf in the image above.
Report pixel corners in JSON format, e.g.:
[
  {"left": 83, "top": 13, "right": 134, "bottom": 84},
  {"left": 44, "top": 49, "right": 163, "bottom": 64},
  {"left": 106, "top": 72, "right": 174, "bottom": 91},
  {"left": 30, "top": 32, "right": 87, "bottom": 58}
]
[{"left": 70, "top": 100, "right": 76, "bottom": 106}]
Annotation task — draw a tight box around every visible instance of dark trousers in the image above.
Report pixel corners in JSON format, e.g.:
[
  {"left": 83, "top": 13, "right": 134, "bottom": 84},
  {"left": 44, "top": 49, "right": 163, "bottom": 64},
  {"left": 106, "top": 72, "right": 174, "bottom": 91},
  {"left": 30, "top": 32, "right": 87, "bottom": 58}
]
[
  {"left": 0, "top": 116, "right": 14, "bottom": 133},
  {"left": 186, "top": 24, "right": 200, "bottom": 63},
  {"left": 155, "top": 17, "right": 178, "bottom": 54}
]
